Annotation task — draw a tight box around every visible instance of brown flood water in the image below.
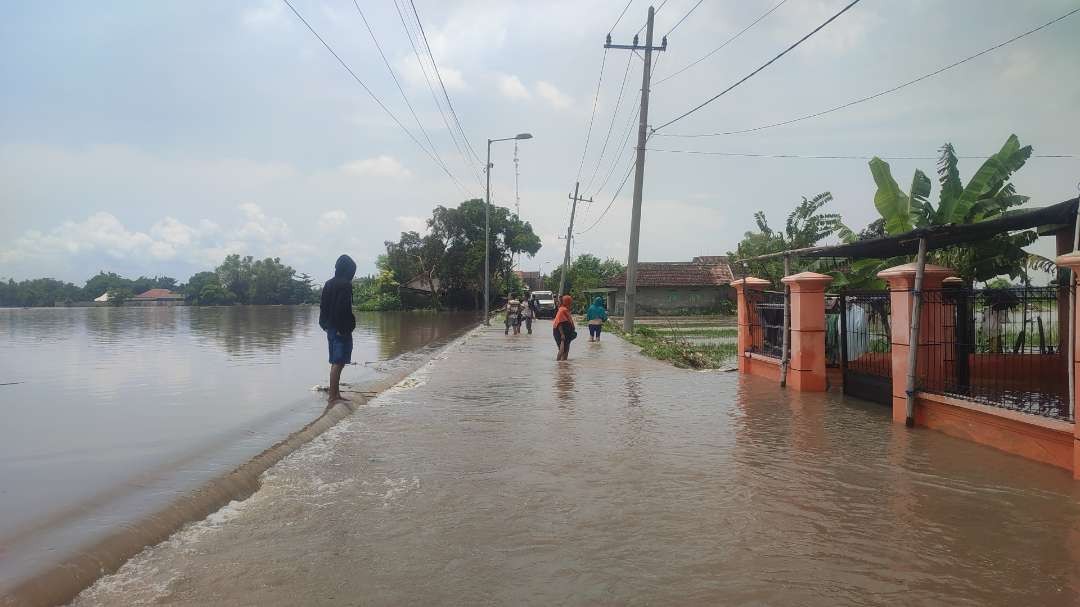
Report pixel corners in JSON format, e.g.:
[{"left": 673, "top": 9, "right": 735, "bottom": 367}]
[
  {"left": 0, "top": 306, "right": 476, "bottom": 597},
  {"left": 71, "top": 325, "right": 1080, "bottom": 606}
]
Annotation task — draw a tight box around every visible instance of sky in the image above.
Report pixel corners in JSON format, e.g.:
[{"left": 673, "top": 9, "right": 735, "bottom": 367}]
[{"left": 1, "top": 0, "right": 1078, "bottom": 285}]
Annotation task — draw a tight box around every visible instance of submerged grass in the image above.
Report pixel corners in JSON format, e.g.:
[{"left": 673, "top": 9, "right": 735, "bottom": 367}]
[{"left": 608, "top": 321, "right": 738, "bottom": 369}]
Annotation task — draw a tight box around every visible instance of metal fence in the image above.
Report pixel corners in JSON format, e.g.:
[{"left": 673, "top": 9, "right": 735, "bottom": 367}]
[
  {"left": 917, "top": 286, "right": 1070, "bottom": 421},
  {"left": 748, "top": 290, "right": 785, "bottom": 359},
  {"left": 840, "top": 291, "right": 893, "bottom": 379}
]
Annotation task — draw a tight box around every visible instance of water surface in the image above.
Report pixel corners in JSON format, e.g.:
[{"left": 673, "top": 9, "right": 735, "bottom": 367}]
[{"left": 0, "top": 306, "right": 475, "bottom": 591}]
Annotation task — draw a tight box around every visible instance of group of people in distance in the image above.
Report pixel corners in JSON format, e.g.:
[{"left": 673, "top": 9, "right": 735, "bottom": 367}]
[{"left": 506, "top": 292, "right": 609, "bottom": 361}]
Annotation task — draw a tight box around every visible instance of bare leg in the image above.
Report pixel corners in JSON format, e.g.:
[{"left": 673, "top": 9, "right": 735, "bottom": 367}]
[{"left": 328, "top": 363, "right": 349, "bottom": 404}]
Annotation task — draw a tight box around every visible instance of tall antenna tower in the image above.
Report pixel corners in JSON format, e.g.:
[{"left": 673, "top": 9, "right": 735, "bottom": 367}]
[{"left": 513, "top": 141, "right": 521, "bottom": 217}]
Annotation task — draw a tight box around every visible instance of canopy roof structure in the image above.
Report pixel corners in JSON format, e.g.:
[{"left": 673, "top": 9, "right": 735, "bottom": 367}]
[{"left": 740, "top": 197, "right": 1079, "bottom": 262}]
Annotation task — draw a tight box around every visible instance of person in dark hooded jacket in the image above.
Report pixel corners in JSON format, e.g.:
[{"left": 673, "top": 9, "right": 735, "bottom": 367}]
[{"left": 319, "top": 254, "right": 357, "bottom": 404}]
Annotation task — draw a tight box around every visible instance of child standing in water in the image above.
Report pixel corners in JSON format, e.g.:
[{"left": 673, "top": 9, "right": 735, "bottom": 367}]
[
  {"left": 553, "top": 294, "right": 576, "bottom": 360},
  {"left": 586, "top": 296, "right": 608, "bottom": 342}
]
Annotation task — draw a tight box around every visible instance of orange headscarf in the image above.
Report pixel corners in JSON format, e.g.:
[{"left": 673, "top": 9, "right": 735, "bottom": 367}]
[{"left": 553, "top": 295, "right": 574, "bottom": 326}]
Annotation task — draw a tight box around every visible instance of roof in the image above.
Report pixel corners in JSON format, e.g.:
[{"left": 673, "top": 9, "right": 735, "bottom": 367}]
[
  {"left": 605, "top": 258, "right": 734, "bottom": 288},
  {"left": 741, "top": 197, "right": 1079, "bottom": 262},
  {"left": 133, "top": 289, "right": 183, "bottom": 300},
  {"left": 514, "top": 270, "right": 540, "bottom": 278}
]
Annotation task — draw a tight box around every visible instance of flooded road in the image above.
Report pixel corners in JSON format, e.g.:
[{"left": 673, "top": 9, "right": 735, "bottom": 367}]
[
  {"left": 0, "top": 306, "right": 475, "bottom": 596},
  {"left": 71, "top": 323, "right": 1080, "bottom": 606}
]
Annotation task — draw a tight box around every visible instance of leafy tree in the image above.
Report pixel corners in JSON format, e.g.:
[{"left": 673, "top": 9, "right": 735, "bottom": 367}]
[
  {"left": 0, "top": 277, "right": 82, "bottom": 307},
  {"left": 106, "top": 286, "right": 134, "bottom": 306},
  {"left": 729, "top": 192, "right": 848, "bottom": 285},
  {"left": 553, "top": 254, "right": 626, "bottom": 309},
  {"left": 185, "top": 271, "right": 235, "bottom": 305},
  {"left": 843, "top": 134, "right": 1044, "bottom": 288}
]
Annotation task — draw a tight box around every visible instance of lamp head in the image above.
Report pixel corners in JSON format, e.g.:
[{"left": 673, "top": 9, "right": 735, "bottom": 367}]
[{"left": 514, "top": 133, "right": 533, "bottom": 140}]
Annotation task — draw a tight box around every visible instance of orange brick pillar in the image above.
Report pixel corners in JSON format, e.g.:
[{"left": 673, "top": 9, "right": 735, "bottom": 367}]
[
  {"left": 1054, "top": 252, "right": 1080, "bottom": 479},
  {"left": 733, "top": 277, "right": 770, "bottom": 374},
  {"left": 877, "top": 262, "right": 956, "bottom": 424},
  {"left": 780, "top": 272, "right": 833, "bottom": 391}
]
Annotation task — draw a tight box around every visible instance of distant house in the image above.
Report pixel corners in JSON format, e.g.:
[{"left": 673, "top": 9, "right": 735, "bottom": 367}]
[
  {"left": 129, "top": 288, "right": 185, "bottom": 306},
  {"left": 401, "top": 275, "right": 441, "bottom": 294},
  {"left": 514, "top": 270, "right": 543, "bottom": 291},
  {"left": 601, "top": 255, "right": 735, "bottom": 315},
  {"left": 93, "top": 292, "right": 110, "bottom": 303}
]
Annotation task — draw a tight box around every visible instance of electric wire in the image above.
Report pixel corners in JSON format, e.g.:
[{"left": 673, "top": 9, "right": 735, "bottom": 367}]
[
  {"left": 351, "top": 0, "right": 465, "bottom": 193},
  {"left": 409, "top": 0, "right": 482, "bottom": 165},
  {"left": 646, "top": 148, "right": 1078, "bottom": 160},
  {"left": 280, "top": 0, "right": 469, "bottom": 196},
  {"left": 653, "top": 0, "right": 862, "bottom": 132},
  {"left": 656, "top": 6, "right": 1080, "bottom": 138},
  {"left": 391, "top": 0, "right": 481, "bottom": 187},
  {"left": 653, "top": 0, "right": 788, "bottom": 86},
  {"left": 610, "top": 0, "right": 634, "bottom": 32},
  {"left": 636, "top": 0, "right": 668, "bottom": 36},
  {"left": 583, "top": 52, "right": 633, "bottom": 193},
  {"left": 577, "top": 155, "right": 636, "bottom": 235},
  {"left": 576, "top": 49, "right": 610, "bottom": 181},
  {"left": 666, "top": 0, "right": 705, "bottom": 37},
  {"left": 592, "top": 105, "right": 640, "bottom": 198}
]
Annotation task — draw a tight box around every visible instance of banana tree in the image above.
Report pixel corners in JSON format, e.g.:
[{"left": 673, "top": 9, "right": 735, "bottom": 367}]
[{"left": 837, "top": 134, "right": 1049, "bottom": 288}]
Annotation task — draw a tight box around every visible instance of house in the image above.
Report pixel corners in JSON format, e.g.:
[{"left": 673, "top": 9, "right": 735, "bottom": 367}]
[
  {"left": 129, "top": 288, "right": 185, "bottom": 306},
  {"left": 513, "top": 270, "right": 544, "bottom": 291},
  {"left": 602, "top": 256, "right": 735, "bottom": 315},
  {"left": 402, "top": 275, "right": 442, "bottom": 294},
  {"left": 93, "top": 292, "right": 110, "bottom": 303}
]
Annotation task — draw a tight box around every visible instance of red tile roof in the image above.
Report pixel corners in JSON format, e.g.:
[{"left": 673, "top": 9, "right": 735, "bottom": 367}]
[
  {"left": 133, "top": 288, "right": 183, "bottom": 300},
  {"left": 605, "top": 257, "right": 734, "bottom": 288}
]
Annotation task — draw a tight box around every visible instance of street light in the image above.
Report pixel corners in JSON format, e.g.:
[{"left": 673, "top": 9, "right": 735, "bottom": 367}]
[{"left": 484, "top": 132, "right": 533, "bottom": 325}]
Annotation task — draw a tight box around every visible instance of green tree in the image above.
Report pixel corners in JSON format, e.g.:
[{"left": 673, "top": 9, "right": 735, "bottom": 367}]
[
  {"left": 556, "top": 254, "right": 626, "bottom": 308},
  {"left": 106, "top": 286, "right": 133, "bottom": 306},
  {"left": 730, "top": 192, "right": 848, "bottom": 285},
  {"left": 848, "top": 134, "right": 1044, "bottom": 287}
]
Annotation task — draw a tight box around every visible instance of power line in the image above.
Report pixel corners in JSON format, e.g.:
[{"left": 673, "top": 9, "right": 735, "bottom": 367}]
[
  {"left": 391, "top": 0, "right": 481, "bottom": 188},
  {"left": 647, "top": 148, "right": 1078, "bottom": 160},
  {"left": 654, "top": 0, "right": 788, "bottom": 86},
  {"left": 583, "top": 53, "right": 633, "bottom": 193},
  {"left": 636, "top": 0, "right": 668, "bottom": 36},
  {"left": 576, "top": 49, "right": 610, "bottom": 181},
  {"left": 610, "top": 0, "right": 635, "bottom": 32},
  {"left": 351, "top": 0, "right": 465, "bottom": 193},
  {"left": 279, "top": 0, "right": 469, "bottom": 196},
  {"left": 577, "top": 157, "right": 636, "bottom": 235},
  {"left": 409, "top": 0, "right": 482, "bottom": 165},
  {"left": 666, "top": 0, "right": 705, "bottom": 37},
  {"left": 653, "top": 0, "right": 862, "bottom": 132},
  {"left": 656, "top": 6, "right": 1080, "bottom": 138},
  {"left": 592, "top": 104, "right": 640, "bottom": 198}
]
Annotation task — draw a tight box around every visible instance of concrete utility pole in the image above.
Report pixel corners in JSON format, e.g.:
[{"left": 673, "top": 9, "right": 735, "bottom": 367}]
[
  {"left": 559, "top": 182, "right": 593, "bottom": 297},
  {"left": 605, "top": 7, "right": 666, "bottom": 332},
  {"left": 484, "top": 133, "right": 533, "bottom": 325}
]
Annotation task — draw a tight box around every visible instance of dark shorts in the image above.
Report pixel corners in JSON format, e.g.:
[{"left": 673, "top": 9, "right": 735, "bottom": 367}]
[
  {"left": 327, "top": 329, "right": 353, "bottom": 364},
  {"left": 589, "top": 324, "right": 602, "bottom": 338},
  {"left": 553, "top": 322, "right": 576, "bottom": 347}
]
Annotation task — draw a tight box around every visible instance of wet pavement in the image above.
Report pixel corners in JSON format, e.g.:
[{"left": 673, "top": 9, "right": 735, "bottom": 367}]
[{"left": 73, "top": 323, "right": 1080, "bottom": 606}]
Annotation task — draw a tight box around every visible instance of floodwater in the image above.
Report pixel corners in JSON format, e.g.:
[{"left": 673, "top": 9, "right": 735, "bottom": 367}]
[
  {"left": 0, "top": 306, "right": 476, "bottom": 596},
  {"left": 73, "top": 324, "right": 1080, "bottom": 606}
]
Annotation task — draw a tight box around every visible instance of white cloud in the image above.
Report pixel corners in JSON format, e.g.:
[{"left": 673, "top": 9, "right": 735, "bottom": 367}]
[
  {"left": 536, "top": 81, "right": 572, "bottom": 110},
  {"left": 318, "top": 210, "right": 348, "bottom": 232},
  {"left": 397, "top": 56, "right": 468, "bottom": 92},
  {"left": 774, "top": 0, "right": 879, "bottom": 54},
  {"left": 396, "top": 215, "right": 428, "bottom": 234},
  {"left": 497, "top": 74, "right": 531, "bottom": 100},
  {"left": 235, "top": 202, "right": 291, "bottom": 243},
  {"left": 341, "top": 155, "right": 412, "bottom": 179},
  {"left": 241, "top": 1, "right": 285, "bottom": 28}
]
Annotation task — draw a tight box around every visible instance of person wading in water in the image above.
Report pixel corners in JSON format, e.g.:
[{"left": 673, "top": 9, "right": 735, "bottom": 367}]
[
  {"left": 553, "top": 294, "right": 576, "bottom": 361},
  {"left": 319, "top": 254, "right": 356, "bottom": 405},
  {"left": 586, "top": 296, "right": 608, "bottom": 342}
]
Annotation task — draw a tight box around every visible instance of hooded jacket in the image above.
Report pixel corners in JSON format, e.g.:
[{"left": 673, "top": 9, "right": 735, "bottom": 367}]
[
  {"left": 319, "top": 254, "right": 357, "bottom": 334},
  {"left": 586, "top": 297, "right": 608, "bottom": 323},
  {"left": 552, "top": 295, "right": 575, "bottom": 328}
]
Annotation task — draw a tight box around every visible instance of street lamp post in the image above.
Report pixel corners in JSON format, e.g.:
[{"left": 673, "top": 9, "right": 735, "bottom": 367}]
[{"left": 484, "top": 132, "right": 533, "bottom": 325}]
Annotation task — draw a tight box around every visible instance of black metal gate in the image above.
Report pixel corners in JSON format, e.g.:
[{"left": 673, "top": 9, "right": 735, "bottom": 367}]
[{"left": 838, "top": 291, "right": 892, "bottom": 406}]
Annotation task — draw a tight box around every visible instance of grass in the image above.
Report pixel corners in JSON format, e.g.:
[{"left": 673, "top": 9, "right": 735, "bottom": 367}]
[{"left": 608, "top": 321, "right": 738, "bottom": 369}]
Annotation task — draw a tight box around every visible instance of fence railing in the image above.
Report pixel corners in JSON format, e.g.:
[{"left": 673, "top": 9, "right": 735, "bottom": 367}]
[
  {"left": 746, "top": 289, "right": 785, "bottom": 359},
  {"left": 917, "top": 286, "right": 1070, "bottom": 421},
  {"left": 839, "top": 291, "right": 892, "bottom": 379}
]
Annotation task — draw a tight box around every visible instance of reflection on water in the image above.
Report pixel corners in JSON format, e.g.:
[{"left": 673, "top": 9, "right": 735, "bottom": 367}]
[{"left": 0, "top": 306, "right": 476, "bottom": 592}]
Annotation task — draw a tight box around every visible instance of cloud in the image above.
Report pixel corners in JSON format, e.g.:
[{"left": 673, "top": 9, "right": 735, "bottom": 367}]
[
  {"left": 398, "top": 56, "right": 468, "bottom": 92},
  {"left": 241, "top": 0, "right": 285, "bottom": 29},
  {"left": 318, "top": 210, "right": 348, "bottom": 232},
  {"left": 497, "top": 74, "right": 531, "bottom": 100},
  {"left": 341, "top": 155, "right": 412, "bottom": 179},
  {"left": 536, "top": 81, "right": 572, "bottom": 110},
  {"left": 396, "top": 215, "right": 428, "bottom": 234},
  {"left": 774, "top": 0, "right": 879, "bottom": 54}
]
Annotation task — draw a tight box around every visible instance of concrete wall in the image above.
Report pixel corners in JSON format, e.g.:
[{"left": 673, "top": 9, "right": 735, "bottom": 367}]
[{"left": 611, "top": 285, "right": 734, "bottom": 316}]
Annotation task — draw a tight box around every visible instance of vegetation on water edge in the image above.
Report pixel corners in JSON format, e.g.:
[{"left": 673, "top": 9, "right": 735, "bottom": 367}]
[{"left": 609, "top": 321, "right": 737, "bottom": 370}]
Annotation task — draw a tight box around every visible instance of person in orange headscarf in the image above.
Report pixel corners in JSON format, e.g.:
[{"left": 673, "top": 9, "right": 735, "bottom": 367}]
[{"left": 552, "top": 294, "right": 576, "bottom": 360}]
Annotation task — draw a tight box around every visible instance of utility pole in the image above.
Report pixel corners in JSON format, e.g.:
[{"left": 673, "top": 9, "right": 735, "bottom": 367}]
[
  {"left": 606, "top": 7, "right": 666, "bottom": 332},
  {"left": 559, "top": 181, "right": 592, "bottom": 297}
]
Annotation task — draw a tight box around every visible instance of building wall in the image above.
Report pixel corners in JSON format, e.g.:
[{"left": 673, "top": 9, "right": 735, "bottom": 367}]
[{"left": 611, "top": 285, "right": 734, "bottom": 315}]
